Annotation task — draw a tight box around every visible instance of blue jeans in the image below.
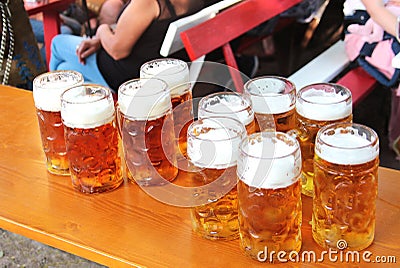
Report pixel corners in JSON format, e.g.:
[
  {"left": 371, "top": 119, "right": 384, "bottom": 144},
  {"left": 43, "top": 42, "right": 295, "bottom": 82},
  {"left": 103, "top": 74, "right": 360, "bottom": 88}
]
[
  {"left": 30, "top": 19, "right": 73, "bottom": 64},
  {"left": 50, "top": 35, "right": 110, "bottom": 88}
]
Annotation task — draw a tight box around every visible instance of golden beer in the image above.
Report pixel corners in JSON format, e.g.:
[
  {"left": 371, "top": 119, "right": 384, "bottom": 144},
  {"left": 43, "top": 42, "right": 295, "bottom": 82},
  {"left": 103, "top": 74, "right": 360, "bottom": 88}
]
[
  {"left": 198, "top": 92, "right": 256, "bottom": 134},
  {"left": 187, "top": 117, "right": 246, "bottom": 240},
  {"left": 64, "top": 121, "right": 122, "bottom": 193},
  {"left": 255, "top": 109, "right": 296, "bottom": 133},
  {"left": 237, "top": 132, "right": 302, "bottom": 261},
  {"left": 118, "top": 78, "right": 179, "bottom": 186},
  {"left": 191, "top": 166, "right": 239, "bottom": 240},
  {"left": 170, "top": 87, "right": 193, "bottom": 158},
  {"left": 244, "top": 76, "right": 296, "bottom": 133},
  {"left": 36, "top": 109, "right": 69, "bottom": 175},
  {"left": 33, "top": 70, "right": 83, "bottom": 175},
  {"left": 140, "top": 59, "right": 193, "bottom": 158},
  {"left": 61, "top": 85, "right": 123, "bottom": 193},
  {"left": 295, "top": 83, "right": 352, "bottom": 197},
  {"left": 120, "top": 112, "right": 178, "bottom": 185},
  {"left": 312, "top": 123, "right": 379, "bottom": 250}
]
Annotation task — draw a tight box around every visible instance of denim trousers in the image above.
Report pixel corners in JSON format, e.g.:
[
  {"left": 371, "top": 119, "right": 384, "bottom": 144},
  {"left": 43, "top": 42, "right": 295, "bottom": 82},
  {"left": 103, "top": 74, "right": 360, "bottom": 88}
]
[
  {"left": 30, "top": 19, "right": 73, "bottom": 65},
  {"left": 49, "top": 34, "right": 110, "bottom": 88}
]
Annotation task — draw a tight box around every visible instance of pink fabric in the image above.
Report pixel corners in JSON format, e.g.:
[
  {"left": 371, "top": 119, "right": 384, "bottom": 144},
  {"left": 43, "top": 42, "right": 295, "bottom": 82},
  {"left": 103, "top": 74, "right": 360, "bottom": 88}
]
[
  {"left": 365, "top": 39, "right": 396, "bottom": 79},
  {"left": 344, "top": 33, "right": 366, "bottom": 61},
  {"left": 345, "top": 35, "right": 396, "bottom": 80}
]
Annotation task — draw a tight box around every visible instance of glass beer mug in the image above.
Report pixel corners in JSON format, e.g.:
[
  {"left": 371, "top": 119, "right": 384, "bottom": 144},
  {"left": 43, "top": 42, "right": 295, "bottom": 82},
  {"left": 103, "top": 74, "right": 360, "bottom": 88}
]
[
  {"left": 244, "top": 76, "right": 296, "bottom": 133},
  {"left": 60, "top": 84, "right": 123, "bottom": 193},
  {"left": 312, "top": 123, "right": 379, "bottom": 250},
  {"left": 140, "top": 58, "right": 193, "bottom": 158},
  {"left": 237, "top": 132, "right": 302, "bottom": 261},
  {"left": 118, "top": 78, "right": 179, "bottom": 186},
  {"left": 295, "top": 83, "right": 352, "bottom": 197},
  {"left": 198, "top": 92, "right": 256, "bottom": 134},
  {"left": 187, "top": 117, "right": 246, "bottom": 240},
  {"left": 33, "top": 70, "right": 84, "bottom": 175}
]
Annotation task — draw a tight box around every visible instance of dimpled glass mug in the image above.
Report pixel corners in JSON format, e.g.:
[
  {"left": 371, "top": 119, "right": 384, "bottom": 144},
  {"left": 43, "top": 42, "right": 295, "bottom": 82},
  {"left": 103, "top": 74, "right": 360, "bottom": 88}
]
[
  {"left": 294, "top": 83, "right": 352, "bottom": 197},
  {"left": 118, "top": 78, "right": 179, "bottom": 186},
  {"left": 33, "top": 70, "right": 84, "bottom": 175},
  {"left": 237, "top": 131, "right": 302, "bottom": 261},
  {"left": 61, "top": 84, "right": 123, "bottom": 193},
  {"left": 244, "top": 75, "right": 296, "bottom": 133},
  {"left": 312, "top": 123, "right": 379, "bottom": 250},
  {"left": 140, "top": 58, "right": 193, "bottom": 159},
  {"left": 187, "top": 116, "right": 246, "bottom": 240}
]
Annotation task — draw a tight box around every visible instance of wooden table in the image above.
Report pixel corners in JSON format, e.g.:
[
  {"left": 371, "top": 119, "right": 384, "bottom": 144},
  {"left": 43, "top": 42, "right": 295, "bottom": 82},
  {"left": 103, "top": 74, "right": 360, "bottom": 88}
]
[
  {"left": 0, "top": 85, "right": 399, "bottom": 267},
  {"left": 24, "top": 0, "right": 75, "bottom": 69}
]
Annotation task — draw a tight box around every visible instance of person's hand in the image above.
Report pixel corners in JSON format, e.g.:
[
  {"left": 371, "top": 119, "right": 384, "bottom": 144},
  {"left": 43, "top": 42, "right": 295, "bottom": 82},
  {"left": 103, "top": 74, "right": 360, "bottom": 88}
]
[{"left": 76, "top": 38, "right": 101, "bottom": 65}]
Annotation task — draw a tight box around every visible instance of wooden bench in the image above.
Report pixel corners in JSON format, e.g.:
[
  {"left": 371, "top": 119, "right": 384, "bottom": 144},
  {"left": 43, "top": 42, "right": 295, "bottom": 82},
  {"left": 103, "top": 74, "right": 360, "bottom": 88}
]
[
  {"left": 288, "top": 40, "right": 378, "bottom": 106},
  {"left": 180, "top": 0, "right": 302, "bottom": 92}
]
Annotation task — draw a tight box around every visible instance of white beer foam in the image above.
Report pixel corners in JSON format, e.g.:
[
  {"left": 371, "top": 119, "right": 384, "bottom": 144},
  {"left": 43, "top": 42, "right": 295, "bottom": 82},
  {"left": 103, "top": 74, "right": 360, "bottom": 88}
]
[
  {"left": 316, "top": 132, "right": 378, "bottom": 165},
  {"left": 296, "top": 88, "right": 352, "bottom": 121},
  {"left": 33, "top": 79, "right": 82, "bottom": 112},
  {"left": 199, "top": 95, "right": 254, "bottom": 126},
  {"left": 61, "top": 94, "right": 115, "bottom": 129},
  {"left": 140, "top": 59, "right": 189, "bottom": 96},
  {"left": 187, "top": 127, "right": 241, "bottom": 169},
  {"left": 246, "top": 77, "right": 294, "bottom": 114},
  {"left": 251, "top": 94, "right": 293, "bottom": 114},
  {"left": 238, "top": 136, "right": 301, "bottom": 189},
  {"left": 118, "top": 79, "right": 172, "bottom": 120}
]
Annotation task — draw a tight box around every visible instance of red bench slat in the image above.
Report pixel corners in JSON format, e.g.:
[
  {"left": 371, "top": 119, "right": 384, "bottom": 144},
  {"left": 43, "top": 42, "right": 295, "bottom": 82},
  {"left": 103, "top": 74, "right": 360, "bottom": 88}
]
[
  {"left": 336, "top": 66, "right": 378, "bottom": 107},
  {"left": 180, "top": 0, "right": 301, "bottom": 92},
  {"left": 181, "top": 0, "right": 301, "bottom": 60}
]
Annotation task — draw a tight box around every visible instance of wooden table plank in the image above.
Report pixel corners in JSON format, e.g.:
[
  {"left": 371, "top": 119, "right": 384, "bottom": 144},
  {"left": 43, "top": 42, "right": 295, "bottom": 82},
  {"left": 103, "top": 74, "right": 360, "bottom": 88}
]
[{"left": 0, "top": 85, "right": 399, "bottom": 267}]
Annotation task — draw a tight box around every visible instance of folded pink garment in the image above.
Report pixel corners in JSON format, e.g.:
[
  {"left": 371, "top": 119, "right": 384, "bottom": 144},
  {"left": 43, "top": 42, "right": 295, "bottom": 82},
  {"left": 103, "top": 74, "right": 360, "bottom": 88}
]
[{"left": 365, "top": 39, "right": 395, "bottom": 79}]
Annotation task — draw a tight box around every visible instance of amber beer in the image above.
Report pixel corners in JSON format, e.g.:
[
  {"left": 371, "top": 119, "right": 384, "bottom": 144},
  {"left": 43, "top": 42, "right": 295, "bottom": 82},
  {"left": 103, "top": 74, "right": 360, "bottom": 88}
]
[
  {"left": 244, "top": 76, "right": 296, "bottom": 132},
  {"left": 198, "top": 92, "right": 256, "bottom": 134},
  {"left": 237, "top": 132, "right": 302, "bottom": 261},
  {"left": 312, "top": 123, "right": 379, "bottom": 250},
  {"left": 60, "top": 85, "right": 123, "bottom": 193},
  {"left": 140, "top": 58, "right": 193, "bottom": 158},
  {"left": 170, "top": 85, "right": 193, "bottom": 158},
  {"left": 33, "top": 70, "right": 84, "bottom": 175},
  {"left": 118, "top": 78, "right": 178, "bottom": 186},
  {"left": 295, "top": 83, "right": 352, "bottom": 197},
  {"left": 187, "top": 117, "right": 246, "bottom": 240}
]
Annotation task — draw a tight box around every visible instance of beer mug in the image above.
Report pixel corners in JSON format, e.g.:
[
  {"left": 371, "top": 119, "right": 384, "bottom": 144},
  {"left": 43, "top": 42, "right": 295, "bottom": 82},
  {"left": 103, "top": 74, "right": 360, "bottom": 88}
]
[
  {"left": 295, "top": 83, "right": 352, "bottom": 197},
  {"left": 313, "top": 123, "right": 379, "bottom": 250},
  {"left": 140, "top": 58, "right": 193, "bottom": 158},
  {"left": 187, "top": 117, "right": 246, "bottom": 240},
  {"left": 60, "top": 84, "right": 123, "bottom": 193},
  {"left": 237, "top": 132, "right": 302, "bottom": 260},
  {"left": 118, "top": 78, "right": 179, "bottom": 186},
  {"left": 244, "top": 76, "right": 296, "bottom": 132},
  {"left": 33, "top": 70, "right": 84, "bottom": 175},
  {"left": 198, "top": 92, "right": 256, "bottom": 134}
]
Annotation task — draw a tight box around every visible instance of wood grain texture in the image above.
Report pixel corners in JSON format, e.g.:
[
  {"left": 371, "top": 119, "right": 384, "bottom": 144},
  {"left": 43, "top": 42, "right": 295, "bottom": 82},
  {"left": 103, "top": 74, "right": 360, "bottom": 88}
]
[{"left": 0, "top": 85, "right": 399, "bottom": 267}]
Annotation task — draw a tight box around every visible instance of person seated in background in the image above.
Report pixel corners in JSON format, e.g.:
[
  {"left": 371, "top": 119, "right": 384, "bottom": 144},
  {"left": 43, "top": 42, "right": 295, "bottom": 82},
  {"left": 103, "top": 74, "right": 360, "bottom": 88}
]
[
  {"left": 346, "top": 0, "right": 400, "bottom": 161},
  {"left": 49, "top": 0, "right": 204, "bottom": 91},
  {"left": 89, "top": 0, "right": 128, "bottom": 29},
  {"left": 30, "top": 0, "right": 126, "bottom": 64}
]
